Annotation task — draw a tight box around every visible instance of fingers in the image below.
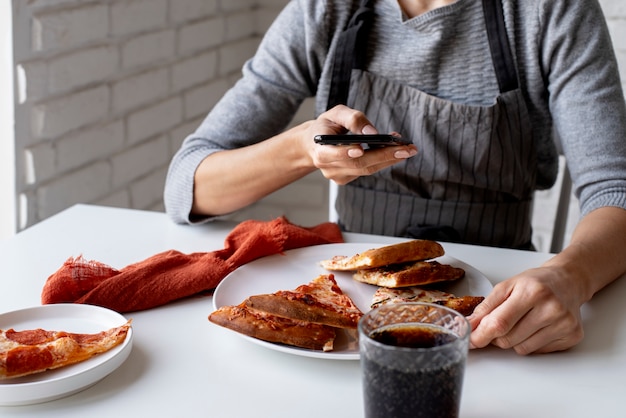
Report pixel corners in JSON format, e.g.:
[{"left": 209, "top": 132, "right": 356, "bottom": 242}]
[
  {"left": 491, "top": 297, "right": 584, "bottom": 355},
  {"left": 322, "top": 105, "right": 379, "bottom": 135},
  {"left": 309, "top": 106, "right": 418, "bottom": 184},
  {"left": 468, "top": 272, "right": 585, "bottom": 355},
  {"left": 467, "top": 282, "right": 525, "bottom": 349},
  {"left": 315, "top": 144, "right": 418, "bottom": 184}
]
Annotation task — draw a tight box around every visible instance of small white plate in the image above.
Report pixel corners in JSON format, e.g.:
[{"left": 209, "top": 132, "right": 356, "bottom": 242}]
[
  {"left": 0, "top": 304, "right": 133, "bottom": 406},
  {"left": 213, "top": 243, "right": 492, "bottom": 360}
]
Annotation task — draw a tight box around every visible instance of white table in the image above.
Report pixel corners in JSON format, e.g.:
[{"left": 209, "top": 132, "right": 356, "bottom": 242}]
[{"left": 0, "top": 204, "right": 624, "bottom": 417}]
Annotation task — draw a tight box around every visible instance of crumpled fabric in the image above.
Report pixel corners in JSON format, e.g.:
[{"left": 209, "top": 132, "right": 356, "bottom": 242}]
[{"left": 41, "top": 216, "right": 344, "bottom": 313}]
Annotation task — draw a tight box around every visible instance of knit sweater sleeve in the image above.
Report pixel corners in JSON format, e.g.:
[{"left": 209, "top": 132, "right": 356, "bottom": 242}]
[
  {"left": 535, "top": 0, "right": 626, "bottom": 216},
  {"left": 163, "top": 0, "right": 345, "bottom": 224}
]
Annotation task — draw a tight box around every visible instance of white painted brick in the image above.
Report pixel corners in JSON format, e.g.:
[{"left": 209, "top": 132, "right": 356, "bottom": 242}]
[
  {"left": 218, "top": 38, "right": 259, "bottom": 75},
  {"left": 147, "top": 201, "right": 165, "bottom": 212},
  {"left": 257, "top": 9, "right": 281, "bottom": 34},
  {"left": 169, "top": 116, "right": 205, "bottom": 152},
  {"left": 170, "top": 0, "right": 218, "bottom": 23},
  {"left": 17, "top": 61, "right": 47, "bottom": 102},
  {"left": 258, "top": 0, "right": 289, "bottom": 8},
  {"left": 111, "top": 0, "right": 168, "bottom": 36},
  {"left": 36, "top": 161, "right": 112, "bottom": 219},
  {"left": 225, "top": 72, "right": 244, "bottom": 87},
  {"left": 22, "top": 0, "right": 80, "bottom": 8},
  {"left": 56, "top": 120, "right": 125, "bottom": 172},
  {"left": 129, "top": 166, "right": 168, "bottom": 209},
  {"left": 227, "top": 193, "right": 329, "bottom": 226},
  {"left": 172, "top": 51, "right": 218, "bottom": 92},
  {"left": 111, "top": 135, "right": 169, "bottom": 187},
  {"left": 227, "top": 203, "right": 282, "bottom": 223},
  {"left": 220, "top": 0, "right": 253, "bottom": 13},
  {"left": 264, "top": 174, "right": 327, "bottom": 207},
  {"left": 599, "top": 0, "right": 626, "bottom": 16},
  {"left": 32, "top": 86, "right": 109, "bottom": 139},
  {"left": 178, "top": 17, "right": 225, "bottom": 54},
  {"left": 24, "top": 142, "right": 56, "bottom": 184},
  {"left": 618, "top": 49, "right": 626, "bottom": 68},
  {"left": 183, "top": 79, "right": 230, "bottom": 119},
  {"left": 282, "top": 207, "right": 329, "bottom": 227},
  {"left": 18, "top": 191, "right": 37, "bottom": 231},
  {"left": 121, "top": 29, "right": 176, "bottom": 70},
  {"left": 48, "top": 46, "right": 119, "bottom": 94},
  {"left": 225, "top": 12, "right": 257, "bottom": 42},
  {"left": 607, "top": 21, "right": 626, "bottom": 50},
  {"left": 127, "top": 97, "right": 183, "bottom": 144},
  {"left": 292, "top": 97, "right": 316, "bottom": 124},
  {"left": 32, "top": 4, "right": 108, "bottom": 52},
  {"left": 94, "top": 189, "right": 132, "bottom": 209},
  {"left": 112, "top": 68, "right": 169, "bottom": 114}
]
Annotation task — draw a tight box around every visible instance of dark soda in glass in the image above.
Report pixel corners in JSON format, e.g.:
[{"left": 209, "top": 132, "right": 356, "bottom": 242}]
[
  {"left": 360, "top": 321, "right": 467, "bottom": 418},
  {"left": 359, "top": 302, "right": 471, "bottom": 418}
]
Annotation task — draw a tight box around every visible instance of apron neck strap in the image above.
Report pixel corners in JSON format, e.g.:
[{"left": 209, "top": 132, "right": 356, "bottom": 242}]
[
  {"left": 326, "top": 0, "right": 375, "bottom": 110},
  {"left": 482, "top": 0, "right": 519, "bottom": 92},
  {"left": 326, "top": 0, "right": 520, "bottom": 110}
]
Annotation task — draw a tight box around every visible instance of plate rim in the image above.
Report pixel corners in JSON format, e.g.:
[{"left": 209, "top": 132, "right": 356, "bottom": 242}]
[
  {"left": 212, "top": 242, "right": 492, "bottom": 361},
  {"left": 0, "top": 303, "right": 133, "bottom": 406}
]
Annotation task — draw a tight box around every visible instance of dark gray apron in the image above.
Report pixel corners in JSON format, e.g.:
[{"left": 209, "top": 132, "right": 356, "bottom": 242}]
[{"left": 328, "top": 0, "right": 536, "bottom": 249}]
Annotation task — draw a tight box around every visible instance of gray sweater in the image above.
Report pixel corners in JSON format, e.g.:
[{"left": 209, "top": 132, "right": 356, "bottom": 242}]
[{"left": 164, "top": 0, "right": 626, "bottom": 227}]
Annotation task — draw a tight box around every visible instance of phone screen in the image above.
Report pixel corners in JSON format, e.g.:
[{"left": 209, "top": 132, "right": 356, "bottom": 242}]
[{"left": 314, "top": 134, "right": 410, "bottom": 147}]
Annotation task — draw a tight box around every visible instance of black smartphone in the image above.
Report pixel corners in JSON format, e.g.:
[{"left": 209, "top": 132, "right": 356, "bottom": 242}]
[{"left": 314, "top": 134, "right": 411, "bottom": 147}]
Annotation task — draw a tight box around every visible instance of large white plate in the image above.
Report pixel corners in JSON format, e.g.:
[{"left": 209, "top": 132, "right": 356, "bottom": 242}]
[
  {"left": 0, "top": 304, "right": 133, "bottom": 406},
  {"left": 213, "top": 243, "right": 492, "bottom": 360}
]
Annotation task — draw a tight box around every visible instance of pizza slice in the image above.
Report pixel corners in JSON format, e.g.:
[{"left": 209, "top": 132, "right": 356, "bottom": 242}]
[
  {"left": 0, "top": 320, "right": 131, "bottom": 380},
  {"left": 353, "top": 260, "right": 465, "bottom": 288},
  {"left": 244, "top": 274, "right": 363, "bottom": 329},
  {"left": 371, "top": 287, "right": 484, "bottom": 316},
  {"left": 320, "top": 240, "right": 444, "bottom": 271},
  {"left": 209, "top": 303, "right": 336, "bottom": 352}
]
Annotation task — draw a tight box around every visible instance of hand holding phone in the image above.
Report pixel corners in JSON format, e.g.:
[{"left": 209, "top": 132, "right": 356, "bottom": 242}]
[{"left": 314, "top": 134, "right": 411, "bottom": 147}]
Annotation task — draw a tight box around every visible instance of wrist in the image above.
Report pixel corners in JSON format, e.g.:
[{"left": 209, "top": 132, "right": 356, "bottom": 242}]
[
  {"left": 280, "top": 121, "right": 318, "bottom": 171},
  {"left": 543, "top": 242, "right": 596, "bottom": 304}
]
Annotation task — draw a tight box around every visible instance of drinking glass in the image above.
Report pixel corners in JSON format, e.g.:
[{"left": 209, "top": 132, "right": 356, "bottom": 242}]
[{"left": 359, "top": 302, "right": 471, "bottom": 418}]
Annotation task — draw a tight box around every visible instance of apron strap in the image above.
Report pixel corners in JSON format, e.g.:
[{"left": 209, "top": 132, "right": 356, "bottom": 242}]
[
  {"left": 326, "top": 0, "right": 375, "bottom": 110},
  {"left": 482, "top": 0, "right": 519, "bottom": 92},
  {"left": 328, "top": 0, "right": 519, "bottom": 108}
]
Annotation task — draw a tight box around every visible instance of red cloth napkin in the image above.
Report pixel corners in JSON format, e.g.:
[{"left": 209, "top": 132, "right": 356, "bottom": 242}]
[{"left": 41, "top": 217, "right": 344, "bottom": 313}]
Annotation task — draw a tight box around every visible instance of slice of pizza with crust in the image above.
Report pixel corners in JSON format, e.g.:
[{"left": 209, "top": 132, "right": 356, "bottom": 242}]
[
  {"left": 209, "top": 303, "right": 336, "bottom": 352},
  {"left": 371, "top": 287, "right": 484, "bottom": 316},
  {"left": 244, "top": 274, "right": 363, "bottom": 329},
  {"left": 320, "top": 240, "right": 444, "bottom": 271},
  {"left": 0, "top": 320, "right": 131, "bottom": 380},
  {"left": 353, "top": 260, "right": 465, "bottom": 288}
]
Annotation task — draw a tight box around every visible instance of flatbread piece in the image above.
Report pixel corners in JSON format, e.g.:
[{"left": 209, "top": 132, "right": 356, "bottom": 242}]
[
  {"left": 320, "top": 240, "right": 444, "bottom": 271},
  {"left": 371, "top": 287, "right": 484, "bottom": 316},
  {"left": 0, "top": 320, "right": 131, "bottom": 379},
  {"left": 353, "top": 260, "right": 465, "bottom": 288}
]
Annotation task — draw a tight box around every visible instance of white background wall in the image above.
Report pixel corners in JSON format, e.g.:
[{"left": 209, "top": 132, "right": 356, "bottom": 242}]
[
  {"left": 1, "top": 0, "right": 16, "bottom": 240},
  {"left": 3, "top": 0, "right": 626, "bottom": 253}
]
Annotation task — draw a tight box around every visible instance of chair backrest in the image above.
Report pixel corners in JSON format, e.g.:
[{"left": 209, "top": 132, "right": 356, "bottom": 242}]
[
  {"left": 548, "top": 161, "right": 573, "bottom": 253},
  {"left": 328, "top": 182, "right": 339, "bottom": 223}
]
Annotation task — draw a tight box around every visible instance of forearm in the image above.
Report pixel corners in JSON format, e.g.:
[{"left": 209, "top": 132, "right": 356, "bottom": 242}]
[
  {"left": 192, "top": 123, "right": 316, "bottom": 216},
  {"left": 543, "top": 206, "right": 626, "bottom": 302},
  {"left": 190, "top": 105, "right": 417, "bottom": 217}
]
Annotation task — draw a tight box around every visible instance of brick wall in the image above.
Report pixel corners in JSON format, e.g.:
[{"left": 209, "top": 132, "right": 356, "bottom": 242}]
[
  {"left": 8, "top": 0, "right": 626, "bottom": 252},
  {"left": 11, "top": 0, "right": 283, "bottom": 230}
]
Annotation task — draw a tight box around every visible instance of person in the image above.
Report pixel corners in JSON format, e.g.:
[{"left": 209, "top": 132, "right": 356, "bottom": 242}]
[{"left": 164, "top": 0, "right": 626, "bottom": 354}]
